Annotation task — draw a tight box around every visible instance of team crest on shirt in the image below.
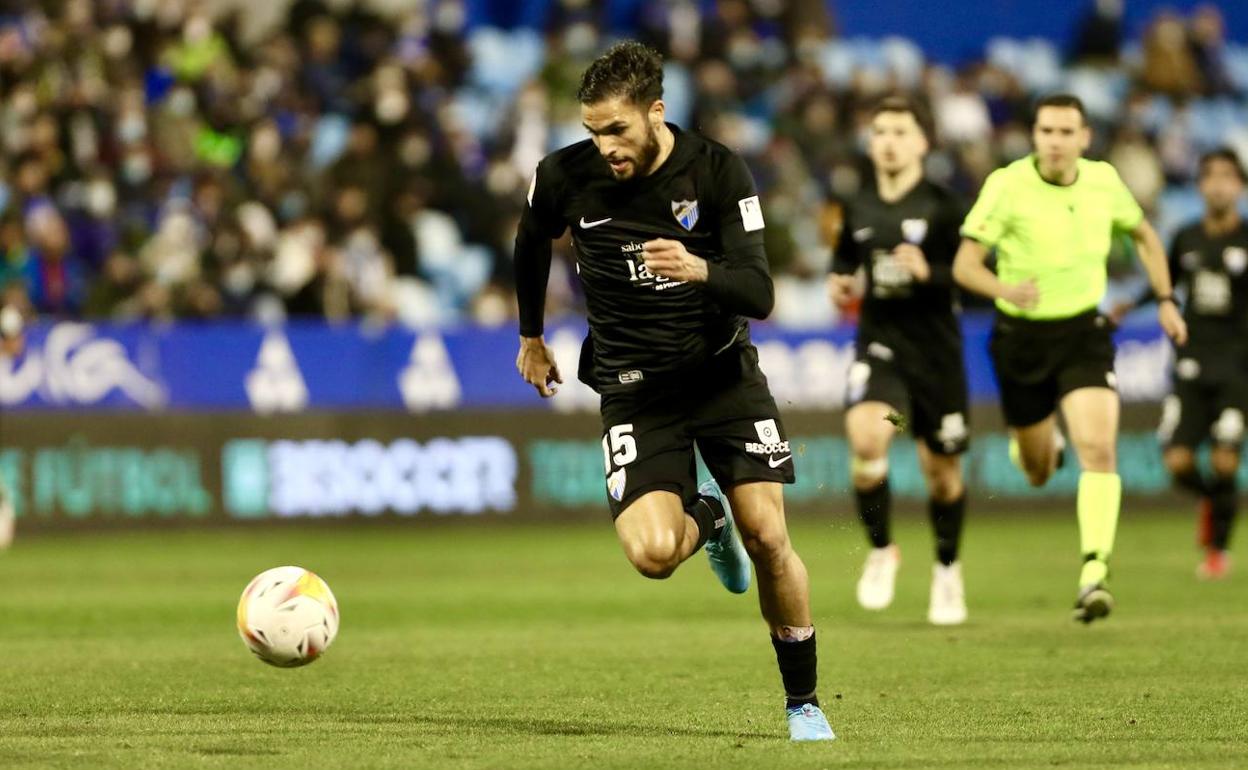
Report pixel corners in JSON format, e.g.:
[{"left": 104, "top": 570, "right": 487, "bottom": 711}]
[
  {"left": 1181, "top": 251, "right": 1201, "bottom": 271},
  {"left": 672, "top": 199, "right": 699, "bottom": 231},
  {"left": 900, "top": 218, "right": 928, "bottom": 244},
  {"left": 1223, "top": 246, "right": 1247, "bottom": 275}
]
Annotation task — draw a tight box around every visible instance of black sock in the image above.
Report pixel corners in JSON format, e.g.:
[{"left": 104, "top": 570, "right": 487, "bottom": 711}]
[
  {"left": 855, "top": 479, "right": 891, "bottom": 548},
  {"left": 1209, "top": 474, "right": 1237, "bottom": 551},
  {"left": 929, "top": 494, "right": 966, "bottom": 566},
  {"left": 771, "top": 631, "right": 818, "bottom": 709},
  {"left": 687, "top": 494, "right": 726, "bottom": 551},
  {"left": 1173, "top": 466, "right": 1209, "bottom": 497}
]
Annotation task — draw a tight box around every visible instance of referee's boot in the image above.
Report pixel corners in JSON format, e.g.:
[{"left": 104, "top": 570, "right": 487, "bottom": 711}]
[
  {"left": 1072, "top": 581, "right": 1114, "bottom": 624},
  {"left": 698, "top": 478, "right": 752, "bottom": 594}
]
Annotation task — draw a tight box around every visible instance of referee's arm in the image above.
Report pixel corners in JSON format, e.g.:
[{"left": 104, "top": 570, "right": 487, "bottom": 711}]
[
  {"left": 1128, "top": 219, "right": 1187, "bottom": 344},
  {"left": 952, "top": 238, "right": 1038, "bottom": 310}
]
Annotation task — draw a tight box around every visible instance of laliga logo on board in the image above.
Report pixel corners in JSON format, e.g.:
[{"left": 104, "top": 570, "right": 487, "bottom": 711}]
[
  {"left": 0, "top": 323, "right": 165, "bottom": 408},
  {"left": 245, "top": 330, "right": 308, "bottom": 414}
]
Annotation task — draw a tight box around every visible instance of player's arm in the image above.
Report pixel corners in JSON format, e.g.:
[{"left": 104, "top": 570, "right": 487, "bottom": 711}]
[
  {"left": 900, "top": 195, "right": 965, "bottom": 287},
  {"left": 825, "top": 199, "right": 862, "bottom": 307},
  {"left": 1129, "top": 219, "right": 1187, "bottom": 344},
  {"left": 514, "top": 161, "right": 566, "bottom": 398},
  {"left": 643, "top": 153, "right": 773, "bottom": 318},
  {"left": 952, "top": 170, "right": 1037, "bottom": 309}
]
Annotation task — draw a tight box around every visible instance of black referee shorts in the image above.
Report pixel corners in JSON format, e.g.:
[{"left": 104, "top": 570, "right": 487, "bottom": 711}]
[
  {"left": 988, "top": 309, "right": 1117, "bottom": 428},
  {"left": 598, "top": 343, "right": 795, "bottom": 519}
]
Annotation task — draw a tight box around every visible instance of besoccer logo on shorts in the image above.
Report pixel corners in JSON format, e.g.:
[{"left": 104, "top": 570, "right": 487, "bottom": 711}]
[
  {"left": 746, "top": 419, "right": 790, "bottom": 457},
  {"left": 754, "top": 419, "right": 779, "bottom": 444}
]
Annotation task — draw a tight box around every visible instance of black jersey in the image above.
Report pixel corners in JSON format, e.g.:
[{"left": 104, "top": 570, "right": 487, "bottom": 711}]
[
  {"left": 514, "top": 125, "right": 774, "bottom": 393},
  {"left": 830, "top": 178, "right": 966, "bottom": 359},
  {"left": 1168, "top": 219, "right": 1248, "bottom": 367}
]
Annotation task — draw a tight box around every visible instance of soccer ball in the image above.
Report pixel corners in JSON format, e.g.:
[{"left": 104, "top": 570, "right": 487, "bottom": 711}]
[{"left": 236, "top": 566, "right": 339, "bottom": 667}]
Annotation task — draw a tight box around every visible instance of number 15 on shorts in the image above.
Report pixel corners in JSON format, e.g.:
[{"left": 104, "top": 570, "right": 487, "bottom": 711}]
[{"left": 603, "top": 424, "right": 636, "bottom": 503}]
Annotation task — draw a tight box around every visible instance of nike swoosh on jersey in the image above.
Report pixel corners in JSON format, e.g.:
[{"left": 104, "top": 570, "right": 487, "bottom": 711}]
[
  {"left": 853, "top": 227, "right": 874, "bottom": 242},
  {"left": 768, "top": 454, "right": 792, "bottom": 468},
  {"left": 580, "top": 216, "right": 613, "bottom": 229}
]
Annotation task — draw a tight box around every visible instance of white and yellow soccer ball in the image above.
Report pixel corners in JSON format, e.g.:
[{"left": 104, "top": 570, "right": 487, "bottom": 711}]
[{"left": 236, "top": 566, "right": 339, "bottom": 667}]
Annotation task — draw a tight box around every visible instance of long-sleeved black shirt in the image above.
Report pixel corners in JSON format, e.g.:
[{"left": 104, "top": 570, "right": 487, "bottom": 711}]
[
  {"left": 830, "top": 178, "right": 966, "bottom": 370},
  {"left": 514, "top": 124, "right": 774, "bottom": 393}
]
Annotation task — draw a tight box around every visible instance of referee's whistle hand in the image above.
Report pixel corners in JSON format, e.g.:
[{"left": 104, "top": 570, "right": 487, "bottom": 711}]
[
  {"left": 1159, "top": 301, "right": 1188, "bottom": 346},
  {"left": 1001, "top": 279, "right": 1039, "bottom": 310}
]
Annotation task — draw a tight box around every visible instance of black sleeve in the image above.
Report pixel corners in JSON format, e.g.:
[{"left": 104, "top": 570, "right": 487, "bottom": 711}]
[
  {"left": 925, "top": 193, "right": 966, "bottom": 287},
  {"left": 513, "top": 158, "right": 568, "bottom": 337},
  {"left": 829, "top": 198, "right": 859, "bottom": 275},
  {"left": 703, "top": 152, "right": 774, "bottom": 319}
]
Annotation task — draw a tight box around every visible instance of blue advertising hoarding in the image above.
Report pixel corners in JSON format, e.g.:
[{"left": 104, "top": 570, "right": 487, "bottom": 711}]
[{"left": 0, "top": 315, "right": 1173, "bottom": 413}]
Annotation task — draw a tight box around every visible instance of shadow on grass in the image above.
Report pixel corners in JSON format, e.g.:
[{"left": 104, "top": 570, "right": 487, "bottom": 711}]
[{"left": 405, "top": 713, "right": 778, "bottom": 740}]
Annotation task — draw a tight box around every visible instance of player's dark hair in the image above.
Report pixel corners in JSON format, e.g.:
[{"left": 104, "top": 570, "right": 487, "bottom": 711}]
[
  {"left": 870, "top": 95, "right": 934, "bottom": 142},
  {"left": 1198, "top": 147, "right": 1247, "bottom": 182},
  {"left": 576, "top": 41, "right": 664, "bottom": 107},
  {"left": 1032, "top": 93, "right": 1088, "bottom": 125}
]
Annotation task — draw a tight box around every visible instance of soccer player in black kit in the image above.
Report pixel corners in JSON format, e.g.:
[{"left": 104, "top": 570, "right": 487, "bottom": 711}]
[
  {"left": 827, "top": 97, "right": 970, "bottom": 624},
  {"left": 1147, "top": 148, "right": 1248, "bottom": 580},
  {"left": 512, "top": 42, "right": 835, "bottom": 741}
]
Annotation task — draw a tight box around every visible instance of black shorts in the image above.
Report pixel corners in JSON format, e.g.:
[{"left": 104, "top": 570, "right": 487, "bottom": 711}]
[
  {"left": 598, "top": 343, "right": 795, "bottom": 518},
  {"left": 988, "top": 310, "right": 1117, "bottom": 428},
  {"left": 1158, "top": 357, "right": 1248, "bottom": 449},
  {"left": 844, "top": 340, "right": 970, "bottom": 455}
]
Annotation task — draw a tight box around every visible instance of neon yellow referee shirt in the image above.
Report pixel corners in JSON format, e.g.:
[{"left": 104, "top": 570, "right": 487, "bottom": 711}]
[{"left": 961, "top": 155, "right": 1144, "bottom": 319}]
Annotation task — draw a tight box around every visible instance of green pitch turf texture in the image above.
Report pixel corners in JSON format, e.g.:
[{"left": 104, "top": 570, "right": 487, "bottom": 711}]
[{"left": 1, "top": 511, "right": 1244, "bottom": 770}]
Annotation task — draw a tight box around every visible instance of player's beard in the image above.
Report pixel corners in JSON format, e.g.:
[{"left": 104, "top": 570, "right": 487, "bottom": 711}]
[{"left": 612, "top": 123, "right": 661, "bottom": 181}]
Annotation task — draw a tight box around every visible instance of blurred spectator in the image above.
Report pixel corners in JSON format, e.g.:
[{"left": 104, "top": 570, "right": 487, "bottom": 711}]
[
  {"left": 1141, "top": 12, "right": 1203, "bottom": 98},
  {"left": 1189, "top": 4, "right": 1237, "bottom": 96}
]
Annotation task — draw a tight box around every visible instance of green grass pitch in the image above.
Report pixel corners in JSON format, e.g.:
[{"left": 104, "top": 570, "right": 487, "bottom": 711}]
[{"left": 0, "top": 510, "right": 1245, "bottom": 769}]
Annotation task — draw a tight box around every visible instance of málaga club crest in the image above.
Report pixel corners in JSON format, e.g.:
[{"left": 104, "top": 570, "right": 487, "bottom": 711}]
[{"left": 672, "top": 199, "right": 699, "bottom": 230}]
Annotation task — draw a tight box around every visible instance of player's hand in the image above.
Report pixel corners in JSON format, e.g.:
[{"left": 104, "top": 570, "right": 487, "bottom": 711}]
[
  {"left": 516, "top": 335, "right": 563, "bottom": 398},
  {"left": 1000, "top": 279, "right": 1039, "bottom": 311},
  {"left": 1158, "top": 300, "right": 1188, "bottom": 346},
  {"left": 826, "top": 273, "right": 859, "bottom": 306},
  {"left": 642, "top": 239, "right": 708, "bottom": 282},
  {"left": 1108, "top": 300, "right": 1134, "bottom": 325},
  {"left": 892, "top": 243, "right": 931, "bottom": 282}
]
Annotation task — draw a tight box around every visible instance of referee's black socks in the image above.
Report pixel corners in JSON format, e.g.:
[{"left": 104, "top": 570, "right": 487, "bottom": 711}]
[{"left": 771, "top": 628, "right": 818, "bottom": 710}]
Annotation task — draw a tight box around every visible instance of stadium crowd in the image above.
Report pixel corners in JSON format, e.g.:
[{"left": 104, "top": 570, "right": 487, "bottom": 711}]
[{"left": 0, "top": 0, "right": 1246, "bottom": 330}]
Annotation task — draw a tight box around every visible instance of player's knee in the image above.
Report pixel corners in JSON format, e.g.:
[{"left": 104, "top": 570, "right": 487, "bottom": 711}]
[
  {"left": 851, "top": 454, "right": 889, "bottom": 489},
  {"left": 1164, "top": 448, "right": 1196, "bottom": 476},
  {"left": 927, "top": 471, "right": 964, "bottom": 503},
  {"left": 622, "top": 537, "right": 682, "bottom": 580},
  {"left": 740, "top": 520, "right": 791, "bottom": 569},
  {"left": 1210, "top": 449, "right": 1240, "bottom": 479}
]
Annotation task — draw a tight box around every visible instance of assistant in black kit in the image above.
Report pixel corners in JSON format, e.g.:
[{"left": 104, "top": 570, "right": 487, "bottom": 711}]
[{"left": 512, "top": 41, "right": 836, "bottom": 742}]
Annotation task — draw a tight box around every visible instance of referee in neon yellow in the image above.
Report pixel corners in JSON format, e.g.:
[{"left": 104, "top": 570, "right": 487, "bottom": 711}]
[{"left": 953, "top": 94, "right": 1188, "bottom": 623}]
